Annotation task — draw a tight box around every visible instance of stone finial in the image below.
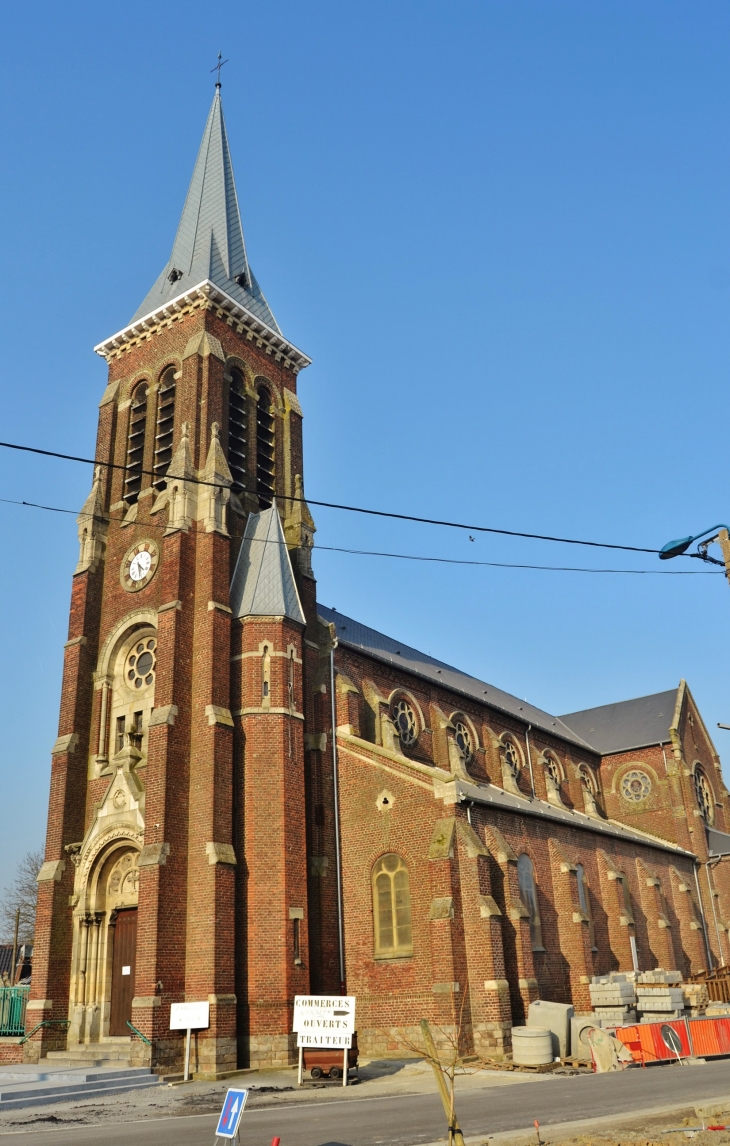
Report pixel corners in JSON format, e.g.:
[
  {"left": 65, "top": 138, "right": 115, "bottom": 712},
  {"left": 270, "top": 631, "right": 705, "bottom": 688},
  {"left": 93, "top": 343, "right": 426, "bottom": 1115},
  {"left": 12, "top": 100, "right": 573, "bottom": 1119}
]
[{"left": 75, "top": 466, "right": 107, "bottom": 574}]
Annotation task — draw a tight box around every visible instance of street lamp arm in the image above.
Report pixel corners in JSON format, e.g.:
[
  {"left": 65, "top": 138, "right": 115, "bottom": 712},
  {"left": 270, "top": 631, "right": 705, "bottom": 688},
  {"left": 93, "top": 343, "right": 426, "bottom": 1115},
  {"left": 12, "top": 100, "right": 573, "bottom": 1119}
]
[{"left": 659, "top": 525, "right": 730, "bottom": 561}]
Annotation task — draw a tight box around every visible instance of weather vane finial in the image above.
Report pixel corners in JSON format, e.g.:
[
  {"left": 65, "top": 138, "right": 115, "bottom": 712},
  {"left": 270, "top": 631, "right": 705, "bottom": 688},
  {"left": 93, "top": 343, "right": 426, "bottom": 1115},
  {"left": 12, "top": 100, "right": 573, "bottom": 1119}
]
[{"left": 211, "top": 50, "right": 228, "bottom": 88}]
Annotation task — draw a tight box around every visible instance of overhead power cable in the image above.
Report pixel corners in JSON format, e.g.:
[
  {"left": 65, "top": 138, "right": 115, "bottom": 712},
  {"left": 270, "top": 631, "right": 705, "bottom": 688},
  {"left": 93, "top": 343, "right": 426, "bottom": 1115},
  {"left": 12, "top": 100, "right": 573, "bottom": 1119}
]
[
  {"left": 0, "top": 438, "right": 662, "bottom": 555},
  {"left": 0, "top": 496, "right": 720, "bottom": 575}
]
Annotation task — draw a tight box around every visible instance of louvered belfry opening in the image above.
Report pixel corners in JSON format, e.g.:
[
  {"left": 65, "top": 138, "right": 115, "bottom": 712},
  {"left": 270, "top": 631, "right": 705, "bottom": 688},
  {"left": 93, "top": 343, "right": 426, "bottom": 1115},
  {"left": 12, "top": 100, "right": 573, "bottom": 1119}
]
[
  {"left": 153, "top": 368, "right": 176, "bottom": 492},
  {"left": 228, "top": 367, "right": 248, "bottom": 492},
  {"left": 124, "top": 382, "right": 148, "bottom": 504},
  {"left": 256, "top": 385, "right": 275, "bottom": 507}
]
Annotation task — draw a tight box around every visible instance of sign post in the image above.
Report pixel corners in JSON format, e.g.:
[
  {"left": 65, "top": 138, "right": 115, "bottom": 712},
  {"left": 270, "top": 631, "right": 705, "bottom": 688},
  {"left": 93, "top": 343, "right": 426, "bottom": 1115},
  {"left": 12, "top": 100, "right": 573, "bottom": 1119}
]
[
  {"left": 214, "top": 1087, "right": 249, "bottom": 1141},
  {"left": 169, "top": 1001, "right": 210, "bottom": 1082},
  {"left": 292, "top": 995, "right": 356, "bottom": 1088}
]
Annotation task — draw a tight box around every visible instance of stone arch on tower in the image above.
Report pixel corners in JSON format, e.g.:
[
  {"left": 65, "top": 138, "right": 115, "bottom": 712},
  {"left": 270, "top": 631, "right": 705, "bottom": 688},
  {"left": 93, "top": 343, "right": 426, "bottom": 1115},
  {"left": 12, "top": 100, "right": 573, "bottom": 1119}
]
[{"left": 94, "top": 610, "right": 158, "bottom": 777}]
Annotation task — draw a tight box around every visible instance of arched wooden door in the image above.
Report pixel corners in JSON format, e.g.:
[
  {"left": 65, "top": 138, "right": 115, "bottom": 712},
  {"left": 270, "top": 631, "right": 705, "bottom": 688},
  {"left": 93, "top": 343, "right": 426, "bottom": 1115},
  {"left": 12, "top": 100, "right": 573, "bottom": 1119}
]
[{"left": 109, "top": 908, "right": 137, "bottom": 1036}]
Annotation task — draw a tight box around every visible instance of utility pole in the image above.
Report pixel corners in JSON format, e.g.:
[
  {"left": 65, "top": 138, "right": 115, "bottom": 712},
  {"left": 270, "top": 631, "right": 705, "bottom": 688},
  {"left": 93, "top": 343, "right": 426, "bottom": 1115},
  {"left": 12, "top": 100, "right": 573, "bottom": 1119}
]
[
  {"left": 10, "top": 909, "right": 19, "bottom": 987},
  {"left": 714, "top": 529, "right": 730, "bottom": 586}
]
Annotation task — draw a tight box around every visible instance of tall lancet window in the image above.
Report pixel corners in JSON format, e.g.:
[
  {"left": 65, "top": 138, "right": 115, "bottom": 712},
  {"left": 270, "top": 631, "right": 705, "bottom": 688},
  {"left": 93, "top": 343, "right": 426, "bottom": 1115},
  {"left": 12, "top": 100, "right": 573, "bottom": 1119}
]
[
  {"left": 153, "top": 368, "right": 176, "bottom": 492},
  {"left": 228, "top": 367, "right": 248, "bottom": 492},
  {"left": 256, "top": 385, "right": 275, "bottom": 507},
  {"left": 124, "top": 382, "right": 148, "bottom": 504}
]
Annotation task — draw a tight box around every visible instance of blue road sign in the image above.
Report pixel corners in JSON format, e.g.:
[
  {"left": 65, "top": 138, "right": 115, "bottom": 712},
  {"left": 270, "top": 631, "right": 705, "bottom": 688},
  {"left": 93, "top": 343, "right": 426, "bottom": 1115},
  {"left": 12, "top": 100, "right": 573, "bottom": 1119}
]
[{"left": 215, "top": 1088, "right": 249, "bottom": 1139}]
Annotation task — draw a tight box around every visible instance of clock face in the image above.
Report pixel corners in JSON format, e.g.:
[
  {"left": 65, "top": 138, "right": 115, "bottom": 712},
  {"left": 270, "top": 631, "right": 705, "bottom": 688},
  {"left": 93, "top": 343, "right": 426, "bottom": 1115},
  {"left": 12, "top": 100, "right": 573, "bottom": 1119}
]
[
  {"left": 120, "top": 540, "right": 159, "bottom": 592},
  {"left": 129, "top": 551, "right": 152, "bottom": 581}
]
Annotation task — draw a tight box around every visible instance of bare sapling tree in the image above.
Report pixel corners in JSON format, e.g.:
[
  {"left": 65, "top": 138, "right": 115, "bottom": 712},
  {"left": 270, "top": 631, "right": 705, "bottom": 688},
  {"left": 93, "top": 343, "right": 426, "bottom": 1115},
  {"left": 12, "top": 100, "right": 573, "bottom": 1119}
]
[
  {"left": 1, "top": 850, "right": 43, "bottom": 947},
  {"left": 383, "top": 984, "right": 488, "bottom": 1146}
]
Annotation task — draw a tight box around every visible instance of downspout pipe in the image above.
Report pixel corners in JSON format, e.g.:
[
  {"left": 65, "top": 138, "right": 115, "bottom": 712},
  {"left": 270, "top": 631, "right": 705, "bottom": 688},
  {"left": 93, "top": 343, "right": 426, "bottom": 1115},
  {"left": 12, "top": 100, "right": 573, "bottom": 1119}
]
[
  {"left": 330, "top": 641, "right": 346, "bottom": 993},
  {"left": 525, "top": 724, "right": 535, "bottom": 798},
  {"left": 694, "top": 859, "right": 715, "bottom": 971}
]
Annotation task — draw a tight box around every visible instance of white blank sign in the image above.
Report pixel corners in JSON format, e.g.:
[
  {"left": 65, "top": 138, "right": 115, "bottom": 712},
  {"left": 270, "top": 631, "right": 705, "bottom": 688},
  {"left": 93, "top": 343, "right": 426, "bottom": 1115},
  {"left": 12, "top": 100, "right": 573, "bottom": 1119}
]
[{"left": 170, "top": 1001, "right": 210, "bottom": 1030}]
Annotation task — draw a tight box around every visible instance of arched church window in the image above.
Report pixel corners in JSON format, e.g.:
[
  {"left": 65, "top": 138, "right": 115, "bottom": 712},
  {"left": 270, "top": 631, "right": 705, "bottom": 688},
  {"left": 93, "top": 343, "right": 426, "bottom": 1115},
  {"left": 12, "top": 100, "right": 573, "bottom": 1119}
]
[
  {"left": 391, "top": 697, "right": 418, "bottom": 749},
  {"left": 517, "top": 853, "right": 543, "bottom": 951},
  {"left": 544, "top": 753, "right": 562, "bottom": 789},
  {"left": 153, "top": 368, "right": 176, "bottom": 492},
  {"left": 372, "top": 854, "right": 412, "bottom": 958},
  {"left": 108, "top": 627, "right": 157, "bottom": 766},
  {"left": 502, "top": 738, "right": 520, "bottom": 778},
  {"left": 694, "top": 766, "right": 715, "bottom": 825},
  {"left": 452, "top": 716, "right": 474, "bottom": 765},
  {"left": 576, "top": 862, "right": 596, "bottom": 950},
  {"left": 579, "top": 765, "right": 596, "bottom": 793},
  {"left": 256, "top": 385, "right": 275, "bottom": 507},
  {"left": 124, "top": 383, "right": 148, "bottom": 504},
  {"left": 228, "top": 367, "right": 248, "bottom": 493}
]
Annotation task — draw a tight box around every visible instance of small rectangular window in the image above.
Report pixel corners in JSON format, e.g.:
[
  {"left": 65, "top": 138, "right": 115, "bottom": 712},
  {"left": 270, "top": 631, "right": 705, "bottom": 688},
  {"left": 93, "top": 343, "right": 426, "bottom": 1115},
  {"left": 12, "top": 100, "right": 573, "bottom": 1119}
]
[
  {"left": 130, "top": 711, "right": 143, "bottom": 746},
  {"left": 293, "top": 917, "right": 301, "bottom": 964},
  {"left": 116, "top": 716, "right": 126, "bottom": 753}
]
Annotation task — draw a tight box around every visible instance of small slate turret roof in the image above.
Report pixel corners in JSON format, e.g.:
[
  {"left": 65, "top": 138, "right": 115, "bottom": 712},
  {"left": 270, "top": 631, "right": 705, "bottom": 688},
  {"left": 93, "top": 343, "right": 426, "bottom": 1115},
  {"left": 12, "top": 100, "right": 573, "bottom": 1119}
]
[
  {"left": 559, "top": 688, "right": 680, "bottom": 754},
  {"left": 131, "top": 89, "right": 280, "bottom": 333},
  {"left": 230, "top": 505, "right": 305, "bottom": 624}
]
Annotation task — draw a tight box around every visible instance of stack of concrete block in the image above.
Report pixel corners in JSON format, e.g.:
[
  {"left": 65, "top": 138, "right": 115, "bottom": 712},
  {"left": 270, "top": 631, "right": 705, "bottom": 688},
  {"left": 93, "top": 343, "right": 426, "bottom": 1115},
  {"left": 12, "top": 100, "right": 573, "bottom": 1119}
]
[
  {"left": 635, "top": 985, "right": 686, "bottom": 1022},
  {"left": 706, "top": 1000, "right": 730, "bottom": 1017},
  {"left": 683, "top": 982, "right": 708, "bottom": 1014},
  {"left": 588, "top": 976, "right": 637, "bottom": 1027},
  {"left": 637, "top": 969, "right": 682, "bottom": 985}
]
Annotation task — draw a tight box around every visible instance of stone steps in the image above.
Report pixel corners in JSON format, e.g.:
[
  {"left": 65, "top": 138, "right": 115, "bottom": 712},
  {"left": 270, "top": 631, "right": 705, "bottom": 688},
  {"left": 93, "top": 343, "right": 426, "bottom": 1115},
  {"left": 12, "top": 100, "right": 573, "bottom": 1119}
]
[
  {"left": 0, "top": 1067, "right": 162, "bottom": 1110},
  {"left": 45, "top": 1038, "right": 134, "bottom": 1068}
]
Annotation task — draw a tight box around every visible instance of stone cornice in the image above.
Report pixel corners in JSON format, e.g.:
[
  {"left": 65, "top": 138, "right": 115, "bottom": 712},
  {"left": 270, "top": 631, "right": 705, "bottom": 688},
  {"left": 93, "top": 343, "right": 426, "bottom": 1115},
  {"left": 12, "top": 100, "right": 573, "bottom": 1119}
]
[{"left": 94, "top": 280, "right": 312, "bottom": 374}]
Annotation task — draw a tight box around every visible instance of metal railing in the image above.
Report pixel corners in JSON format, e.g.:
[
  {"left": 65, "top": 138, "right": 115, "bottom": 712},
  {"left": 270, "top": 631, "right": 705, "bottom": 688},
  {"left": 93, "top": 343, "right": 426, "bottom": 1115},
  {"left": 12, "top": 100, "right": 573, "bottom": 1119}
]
[
  {"left": 126, "top": 1020, "right": 151, "bottom": 1045},
  {"left": 0, "top": 986, "right": 30, "bottom": 1036}
]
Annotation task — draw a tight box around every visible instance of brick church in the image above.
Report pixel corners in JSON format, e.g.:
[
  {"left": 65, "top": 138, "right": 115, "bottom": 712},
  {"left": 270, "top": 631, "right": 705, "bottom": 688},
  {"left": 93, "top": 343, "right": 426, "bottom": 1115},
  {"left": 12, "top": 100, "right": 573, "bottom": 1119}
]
[{"left": 27, "top": 86, "right": 730, "bottom": 1075}]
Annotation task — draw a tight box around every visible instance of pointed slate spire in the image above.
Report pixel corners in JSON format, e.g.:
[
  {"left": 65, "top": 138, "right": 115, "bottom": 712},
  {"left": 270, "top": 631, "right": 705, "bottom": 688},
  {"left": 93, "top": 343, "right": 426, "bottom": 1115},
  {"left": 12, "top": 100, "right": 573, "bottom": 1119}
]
[
  {"left": 132, "top": 90, "right": 280, "bottom": 333},
  {"left": 230, "top": 504, "right": 305, "bottom": 625}
]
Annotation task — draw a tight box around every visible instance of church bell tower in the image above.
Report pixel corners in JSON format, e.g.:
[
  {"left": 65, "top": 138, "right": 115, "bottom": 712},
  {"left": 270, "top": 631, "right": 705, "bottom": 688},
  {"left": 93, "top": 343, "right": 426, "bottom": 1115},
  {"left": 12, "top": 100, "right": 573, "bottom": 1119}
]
[{"left": 28, "top": 83, "right": 322, "bottom": 1075}]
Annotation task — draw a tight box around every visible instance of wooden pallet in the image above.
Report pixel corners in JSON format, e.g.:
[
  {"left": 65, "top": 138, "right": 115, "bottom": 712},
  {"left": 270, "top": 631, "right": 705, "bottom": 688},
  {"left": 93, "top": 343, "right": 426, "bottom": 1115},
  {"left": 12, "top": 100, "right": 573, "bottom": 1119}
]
[{"left": 480, "top": 1058, "right": 558, "bottom": 1073}]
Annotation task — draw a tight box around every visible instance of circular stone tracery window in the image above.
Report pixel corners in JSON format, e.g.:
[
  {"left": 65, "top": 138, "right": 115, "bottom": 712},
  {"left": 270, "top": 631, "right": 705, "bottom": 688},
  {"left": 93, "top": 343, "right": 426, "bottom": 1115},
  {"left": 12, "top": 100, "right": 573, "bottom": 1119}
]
[
  {"left": 391, "top": 698, "right": 418, "bottom": 748},
  {"left": 621, "top": 769, "right": 652, "bottom": 803},
  {"left": 454, "top": 720, "right": 473, "bottom": 763},
  {"left": 127, "top": 638, "right": 157, "bottom": 690},
  {"left": 502, "top": 740, "right": 520, "bottom": 777},
  {"left": 694, "top": 768, "right": 715, "bottom": 825}
]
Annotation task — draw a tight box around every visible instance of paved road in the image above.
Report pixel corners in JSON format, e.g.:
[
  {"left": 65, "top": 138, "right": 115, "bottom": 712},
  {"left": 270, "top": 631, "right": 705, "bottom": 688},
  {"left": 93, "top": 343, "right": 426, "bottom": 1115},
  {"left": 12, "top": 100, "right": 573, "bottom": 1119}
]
[{"left": 3, "top": 1061, "right": 730, "bottom": 1146}]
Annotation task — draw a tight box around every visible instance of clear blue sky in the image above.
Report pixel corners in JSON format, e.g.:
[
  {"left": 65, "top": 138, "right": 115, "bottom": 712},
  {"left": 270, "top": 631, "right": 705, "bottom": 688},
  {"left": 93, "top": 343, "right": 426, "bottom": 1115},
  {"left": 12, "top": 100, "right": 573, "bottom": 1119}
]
[{"left": 2, "top": 1, "right": 730, "bottom": 885}]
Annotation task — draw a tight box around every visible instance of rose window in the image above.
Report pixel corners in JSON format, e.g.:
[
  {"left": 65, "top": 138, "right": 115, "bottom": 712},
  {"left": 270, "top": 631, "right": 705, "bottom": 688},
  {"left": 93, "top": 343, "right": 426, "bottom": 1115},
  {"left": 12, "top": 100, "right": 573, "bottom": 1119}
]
[
  {"left": 503, "top": 740, "right": 520, "bottom": 777},
  {"left": 621, "top": 769, "right": 651, "bottom": 803},
  {"left": 694, "top": 768, "right": 715, "bottom": 824},
  {"left": 454, "top": 721, "right": 473, "bottom": 763},
  {"left": 127, "top": 638, "right": 156, "bottom": 690},
  {"left": 391, "top": 699, "right": 418, "bottom": 748}
]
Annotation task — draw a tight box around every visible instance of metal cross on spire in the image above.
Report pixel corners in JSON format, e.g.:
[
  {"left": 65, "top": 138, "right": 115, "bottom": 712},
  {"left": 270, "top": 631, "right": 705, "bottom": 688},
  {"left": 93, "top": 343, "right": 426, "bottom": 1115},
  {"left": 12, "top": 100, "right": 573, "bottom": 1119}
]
[{"left": 211, "top": 50, "right": 228, "bottom": 88}]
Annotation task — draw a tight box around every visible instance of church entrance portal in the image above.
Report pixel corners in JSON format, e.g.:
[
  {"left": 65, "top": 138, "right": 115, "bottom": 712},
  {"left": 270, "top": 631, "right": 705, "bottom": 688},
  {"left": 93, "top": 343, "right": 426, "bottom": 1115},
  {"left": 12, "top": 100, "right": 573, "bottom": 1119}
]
[{"left": 109, "top": 908, "right": 137, "bottom": 1036}]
